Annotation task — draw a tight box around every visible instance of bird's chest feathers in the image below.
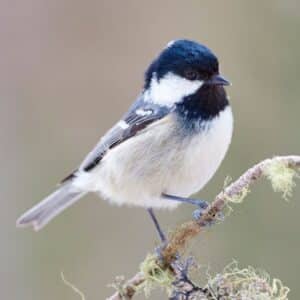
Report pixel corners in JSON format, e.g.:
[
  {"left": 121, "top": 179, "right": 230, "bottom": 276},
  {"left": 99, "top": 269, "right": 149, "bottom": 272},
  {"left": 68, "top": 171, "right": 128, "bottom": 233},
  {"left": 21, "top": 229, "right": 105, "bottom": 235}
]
[
  {"left": 86, "top": 106, "right": 232, "bottom": 201},
  {"left": 165, "top": 106, "right": 233, "bottom": 195}
]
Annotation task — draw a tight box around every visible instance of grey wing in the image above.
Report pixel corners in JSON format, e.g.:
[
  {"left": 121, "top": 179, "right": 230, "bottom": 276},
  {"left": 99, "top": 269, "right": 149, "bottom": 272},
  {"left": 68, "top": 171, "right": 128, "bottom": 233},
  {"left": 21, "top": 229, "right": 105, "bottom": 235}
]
[{"left": 60, "top": 97, "right": 171, "bottom": 182}]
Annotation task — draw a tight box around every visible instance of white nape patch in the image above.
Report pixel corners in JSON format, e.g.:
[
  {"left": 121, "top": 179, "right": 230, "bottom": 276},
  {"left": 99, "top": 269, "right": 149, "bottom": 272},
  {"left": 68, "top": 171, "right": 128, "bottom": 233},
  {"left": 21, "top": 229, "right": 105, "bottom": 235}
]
[
  {"left": 144, "top": 73, "right": 203, "bottom": 107},
  {"left": 117, "top": 120, "right": 129, "bottom": 129},
  {"left": 166, "top": 40, "right": 176, "bottom": 48},
  {"left": 135, "top": 109, "right": 152, "bottom": 116}
]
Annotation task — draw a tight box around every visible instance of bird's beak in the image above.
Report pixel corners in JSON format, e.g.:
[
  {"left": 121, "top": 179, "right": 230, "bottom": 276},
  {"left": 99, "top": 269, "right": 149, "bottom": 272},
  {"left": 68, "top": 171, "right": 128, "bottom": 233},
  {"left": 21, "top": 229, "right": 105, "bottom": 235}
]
[{"left": 205, "top": 74, "right": 231, "bottom": 86}]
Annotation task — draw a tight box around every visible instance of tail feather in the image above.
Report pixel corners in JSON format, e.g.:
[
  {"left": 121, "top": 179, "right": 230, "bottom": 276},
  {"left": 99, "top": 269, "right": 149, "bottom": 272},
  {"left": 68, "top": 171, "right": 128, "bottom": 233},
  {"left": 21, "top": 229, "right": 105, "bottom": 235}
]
[{"left": 16, "top": 183, "right": 86, "bottom": 231}]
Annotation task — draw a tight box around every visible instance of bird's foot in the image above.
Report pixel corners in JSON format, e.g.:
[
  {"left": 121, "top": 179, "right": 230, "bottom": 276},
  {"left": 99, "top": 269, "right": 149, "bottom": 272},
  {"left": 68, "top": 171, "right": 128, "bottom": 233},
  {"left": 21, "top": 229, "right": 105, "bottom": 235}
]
[{"left": 192, "top": 208, "right": 225, "bottom": 227}]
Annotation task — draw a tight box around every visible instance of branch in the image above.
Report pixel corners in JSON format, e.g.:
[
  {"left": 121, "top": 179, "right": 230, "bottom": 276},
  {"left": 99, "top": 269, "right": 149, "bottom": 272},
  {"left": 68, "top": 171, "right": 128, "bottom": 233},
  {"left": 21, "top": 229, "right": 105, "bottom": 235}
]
[{"left": 107, "top": 155, "right": 300, "bottom": 299}]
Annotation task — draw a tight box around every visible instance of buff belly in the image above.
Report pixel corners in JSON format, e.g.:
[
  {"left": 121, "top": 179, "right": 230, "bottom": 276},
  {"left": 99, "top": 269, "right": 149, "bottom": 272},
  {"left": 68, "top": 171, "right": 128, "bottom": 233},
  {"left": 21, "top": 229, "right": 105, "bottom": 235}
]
[{"left": 73, "top": 107, "right": 233, "bottom": 209}]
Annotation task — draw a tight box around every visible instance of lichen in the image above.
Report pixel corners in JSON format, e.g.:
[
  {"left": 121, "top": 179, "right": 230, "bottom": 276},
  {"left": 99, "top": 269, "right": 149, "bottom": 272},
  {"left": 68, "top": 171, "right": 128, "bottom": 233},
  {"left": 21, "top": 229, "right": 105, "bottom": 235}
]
[
  {"left": 225, "top": 186, "right": 250, "bottom": 204},
  {"left": 139, "top": 254, "right": 174, "bottom": 297},
  {"left": 108, "top": 275, "right": 127, "bottom": 298},
  {"left": 264, "top": 160, "right": 298, "bottom": 200},
  {"left": 207, "top": 261, "right": 290, "bottom": 300},
  {"left": 61, "top": 271, "right": 86, "bottom": 300}
]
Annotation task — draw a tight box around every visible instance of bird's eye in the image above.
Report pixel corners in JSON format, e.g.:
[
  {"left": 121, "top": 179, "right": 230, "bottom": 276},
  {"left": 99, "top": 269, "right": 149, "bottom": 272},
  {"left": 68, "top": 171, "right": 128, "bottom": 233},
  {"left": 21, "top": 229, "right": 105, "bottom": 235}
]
[{"left": 184, "top": 69, "right": 199, "bottom": 81}]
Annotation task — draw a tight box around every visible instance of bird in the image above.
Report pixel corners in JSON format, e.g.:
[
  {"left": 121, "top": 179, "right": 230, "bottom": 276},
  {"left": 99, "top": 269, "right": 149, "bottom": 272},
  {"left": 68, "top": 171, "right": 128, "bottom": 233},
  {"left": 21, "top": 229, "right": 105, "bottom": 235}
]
[{"left": 16, "top": 39, "right": 233, "bottom": 240}]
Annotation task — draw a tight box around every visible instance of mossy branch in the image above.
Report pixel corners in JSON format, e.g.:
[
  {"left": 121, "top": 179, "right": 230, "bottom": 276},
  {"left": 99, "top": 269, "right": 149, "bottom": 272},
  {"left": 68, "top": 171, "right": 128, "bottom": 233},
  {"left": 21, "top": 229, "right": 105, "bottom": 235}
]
[{"left": 107, "top": 155, "right": 300, "bottom": 299}]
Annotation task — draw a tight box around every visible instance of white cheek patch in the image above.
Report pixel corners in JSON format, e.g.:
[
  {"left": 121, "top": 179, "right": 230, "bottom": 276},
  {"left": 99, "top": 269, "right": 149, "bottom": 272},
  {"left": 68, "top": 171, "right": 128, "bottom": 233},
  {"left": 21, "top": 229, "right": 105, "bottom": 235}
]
[{"left": 144, "top": 72, "right": 203, "bottom": 107}]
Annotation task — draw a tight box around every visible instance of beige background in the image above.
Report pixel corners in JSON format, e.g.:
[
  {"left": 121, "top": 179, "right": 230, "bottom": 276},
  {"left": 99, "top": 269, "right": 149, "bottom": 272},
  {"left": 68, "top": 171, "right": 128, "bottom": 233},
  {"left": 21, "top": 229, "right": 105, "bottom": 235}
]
[{"left": 1, "top": 0, "right": 300, "bottom": 299}]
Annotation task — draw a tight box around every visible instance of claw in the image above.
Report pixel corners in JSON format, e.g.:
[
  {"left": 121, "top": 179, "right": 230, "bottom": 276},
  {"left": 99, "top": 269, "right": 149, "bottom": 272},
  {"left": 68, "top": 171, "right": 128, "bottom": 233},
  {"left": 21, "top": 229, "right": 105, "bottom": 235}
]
[
  {"left": 192, "top": 209, "right": 204, "bottom": 220},
  {"left": 191, "top": 199, "right": 209, "bottom": 221},
  {"left": 193, "top": 209, "right": 225, "bottom": 227},
  {"left": 195, "top": 199, "right": 209, "bottom": 209}
]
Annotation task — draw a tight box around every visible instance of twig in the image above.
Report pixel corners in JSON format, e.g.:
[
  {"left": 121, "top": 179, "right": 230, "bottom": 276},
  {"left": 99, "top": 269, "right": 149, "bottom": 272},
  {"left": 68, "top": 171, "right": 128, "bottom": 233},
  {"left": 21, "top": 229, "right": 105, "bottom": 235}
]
[
  {"left": 107, "top": 155, "right": 300, "bottom": 299},
  {"left": 107, "top": 272, "right": 144, "bottom": 300}
]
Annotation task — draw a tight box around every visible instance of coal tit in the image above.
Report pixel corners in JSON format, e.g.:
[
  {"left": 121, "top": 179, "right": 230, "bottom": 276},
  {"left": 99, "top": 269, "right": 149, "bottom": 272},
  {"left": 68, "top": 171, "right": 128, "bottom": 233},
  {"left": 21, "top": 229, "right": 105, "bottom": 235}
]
[{"left": 17, "top": 39, "right": 233, "bottom": 236}]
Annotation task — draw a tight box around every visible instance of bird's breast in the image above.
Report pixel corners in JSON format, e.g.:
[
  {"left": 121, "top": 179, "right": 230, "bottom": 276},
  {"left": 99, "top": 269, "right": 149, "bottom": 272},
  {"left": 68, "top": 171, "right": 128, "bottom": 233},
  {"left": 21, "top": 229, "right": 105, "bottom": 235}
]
[
  {"left": 74, "top": 106, "right": 233, "bottom": 209},
  {"left": 164, "top": 105, "right": 233, "bottom": 197}
]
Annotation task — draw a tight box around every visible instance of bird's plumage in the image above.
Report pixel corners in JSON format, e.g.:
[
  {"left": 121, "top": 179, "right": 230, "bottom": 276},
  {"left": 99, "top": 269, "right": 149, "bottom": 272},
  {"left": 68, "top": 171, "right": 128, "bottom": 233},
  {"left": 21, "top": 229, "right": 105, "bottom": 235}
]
[
  {"left": 17, "top": 39, "right": 233, "bottom": 230},
  {"left": 16, "top": 182, "right": 86, "bottom": 231},
  {"left": 71, "top": 105, "right": 232, "bottom": 209},
  {"left": 144, "top": 39, "right": 219, "bottom": 88},
  {"left": 80, "top": 99, "right": 171, "bottom": 173}
]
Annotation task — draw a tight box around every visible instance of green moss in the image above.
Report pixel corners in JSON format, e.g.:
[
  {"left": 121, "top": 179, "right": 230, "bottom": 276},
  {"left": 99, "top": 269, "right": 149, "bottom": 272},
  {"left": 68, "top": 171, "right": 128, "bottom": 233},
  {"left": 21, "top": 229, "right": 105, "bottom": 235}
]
[
  {"left": 264, "top": 160, "right": 299, "bottom": 200},
  {"left": 138, "top": 254, "right": 174, "bottom": 297}
]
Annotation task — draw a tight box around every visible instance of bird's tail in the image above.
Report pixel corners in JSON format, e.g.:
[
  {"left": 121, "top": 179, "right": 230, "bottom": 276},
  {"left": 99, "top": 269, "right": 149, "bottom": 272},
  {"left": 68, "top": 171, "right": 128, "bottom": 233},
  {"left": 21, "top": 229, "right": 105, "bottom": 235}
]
[{"left": 16, "top": 183, "right": 86, "bottom": 231}]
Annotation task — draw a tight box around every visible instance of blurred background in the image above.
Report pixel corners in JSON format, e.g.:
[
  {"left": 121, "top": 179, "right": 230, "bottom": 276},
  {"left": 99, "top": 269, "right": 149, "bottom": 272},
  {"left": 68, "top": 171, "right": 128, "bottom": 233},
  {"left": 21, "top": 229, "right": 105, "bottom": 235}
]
[{"left": 1, "top": 0, "right": 300, "bottom": 299}]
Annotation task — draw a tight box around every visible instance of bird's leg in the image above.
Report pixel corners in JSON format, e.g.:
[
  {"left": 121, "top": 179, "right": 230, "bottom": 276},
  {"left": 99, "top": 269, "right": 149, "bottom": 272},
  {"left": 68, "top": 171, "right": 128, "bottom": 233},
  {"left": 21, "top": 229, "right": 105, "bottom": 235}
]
[
  {"left": 162, "top": 193, "right": 223, "bottom": 225},
  {"left": 147, "top": 208, "right": 166, "bottom": 242},
  {"left": 162, "top": 193, "right": 209, "bottom": 210}
]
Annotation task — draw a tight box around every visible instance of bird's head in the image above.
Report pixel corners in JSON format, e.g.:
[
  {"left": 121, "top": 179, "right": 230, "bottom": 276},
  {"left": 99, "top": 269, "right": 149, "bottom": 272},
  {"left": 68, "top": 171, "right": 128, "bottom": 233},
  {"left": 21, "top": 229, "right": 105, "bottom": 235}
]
[{"left": 143, "top": 39, "right": 230, "bottom": 108}]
